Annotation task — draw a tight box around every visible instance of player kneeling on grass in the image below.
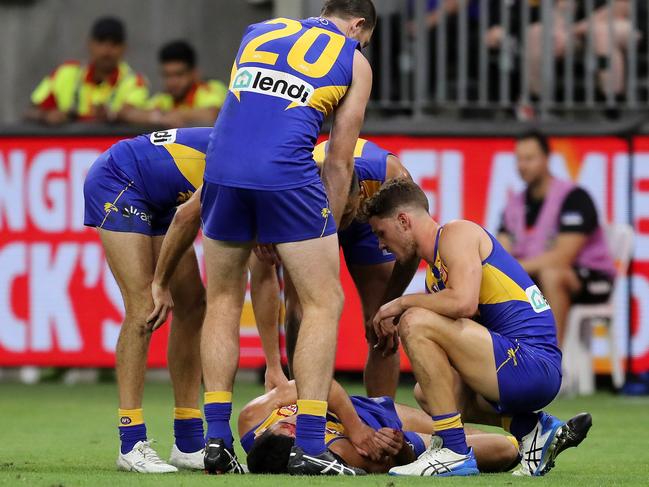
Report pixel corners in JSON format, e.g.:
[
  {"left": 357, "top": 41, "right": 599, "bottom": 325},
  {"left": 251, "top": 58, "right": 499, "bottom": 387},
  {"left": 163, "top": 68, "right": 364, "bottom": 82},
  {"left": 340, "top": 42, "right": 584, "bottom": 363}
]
[
  {"left": 362, "top": 178, "right": 592, "bottom": 477},
  {"left": 239, "top": 380, "right": 522, "bottom": 474}
]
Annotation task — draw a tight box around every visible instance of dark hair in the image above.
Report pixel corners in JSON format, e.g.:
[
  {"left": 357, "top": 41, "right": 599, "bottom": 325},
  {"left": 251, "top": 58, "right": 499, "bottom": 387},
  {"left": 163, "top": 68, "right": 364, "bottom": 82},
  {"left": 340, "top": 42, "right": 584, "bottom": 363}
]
[
  {"left": 246, "top": 430, "right": 294, "bottom": 474},
  {"left": 517, "top": 130, "right": 550, "bottom": 156},
  {"left": 360, "top": 178, "right": 429, "bottom": 221},
  {"left": 159, "top": 40, "right": 196, "bottom": 68},
  {"left": 321, "top": 0, "right": 377, "bottom": 30},
  {"left": 90, "top": 17, "right": 125, "bottom": 44}
]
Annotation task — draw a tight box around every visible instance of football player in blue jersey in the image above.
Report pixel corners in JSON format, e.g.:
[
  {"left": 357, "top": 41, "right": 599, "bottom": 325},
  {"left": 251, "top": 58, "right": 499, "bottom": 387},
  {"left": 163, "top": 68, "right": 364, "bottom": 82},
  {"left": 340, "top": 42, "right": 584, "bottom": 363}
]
[
  {"left": 196, "top": 0, "right": 377, "bottom": 475},
  {"left": 84, "top": 128, "right": 209, "bottom": 473},
  {"left": 283, "top": 138, "right": 417, "bottom": 398},
  {"left": 83, "top": 127, "right": 286, "bottom": 473},
  {"left": 361, "top": 178, "right": 591, "bottom": 477}
]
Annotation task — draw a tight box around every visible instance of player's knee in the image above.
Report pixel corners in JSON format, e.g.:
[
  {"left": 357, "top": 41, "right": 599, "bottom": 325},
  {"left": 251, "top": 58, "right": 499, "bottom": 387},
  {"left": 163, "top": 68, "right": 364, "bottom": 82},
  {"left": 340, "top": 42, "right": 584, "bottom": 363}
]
[
  {"left": 398, "top": 307, "right": 436, "bottom": 344},
  {"left": 537, "top": 266, "right": 570, "bottom": 287}
]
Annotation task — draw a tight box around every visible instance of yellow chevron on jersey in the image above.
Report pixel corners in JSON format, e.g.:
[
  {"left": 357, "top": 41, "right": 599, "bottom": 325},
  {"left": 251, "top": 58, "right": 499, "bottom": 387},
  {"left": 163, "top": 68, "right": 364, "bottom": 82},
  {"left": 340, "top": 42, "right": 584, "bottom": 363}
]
[
  {"left": 312, "top": 138, "right": 369, "bottom": 164},
  {"left": 254, "top": 404, "right": 345, "bottom": 445},
  {"left": 287, "top": 85, "right": 348, "bottom": 115},
  {"left": 479, "top": 264, "right": 530, "bottom": 305},
  {"left": 161, "top": 143, "right": 206, "bottom": 189}
]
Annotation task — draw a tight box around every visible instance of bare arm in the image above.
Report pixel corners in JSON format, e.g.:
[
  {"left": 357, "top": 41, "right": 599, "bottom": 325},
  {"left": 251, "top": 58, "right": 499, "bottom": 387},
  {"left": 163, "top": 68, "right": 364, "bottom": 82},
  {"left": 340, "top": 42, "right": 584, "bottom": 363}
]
[
  {"left": 519, "top": 233, "right": 588, "bottom": 275},
  {"left": 322, "top": 50, "right": 372, "bottom": 224},
  {"left": 373, "top": 221, "right": 484, "bottom": 332},
  {"left": 249, "top": 254, "right": 288, "bottom": 391},
  {"left": 147, "top": 188, "right": 202, "bottom": 329}
]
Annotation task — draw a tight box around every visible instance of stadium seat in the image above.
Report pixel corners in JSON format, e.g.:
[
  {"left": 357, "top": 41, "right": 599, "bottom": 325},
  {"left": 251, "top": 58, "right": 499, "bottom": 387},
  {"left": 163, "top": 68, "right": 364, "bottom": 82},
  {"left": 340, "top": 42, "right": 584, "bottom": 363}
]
[{"left": 562, "top": 224, "right": 634, "bottom": 395}]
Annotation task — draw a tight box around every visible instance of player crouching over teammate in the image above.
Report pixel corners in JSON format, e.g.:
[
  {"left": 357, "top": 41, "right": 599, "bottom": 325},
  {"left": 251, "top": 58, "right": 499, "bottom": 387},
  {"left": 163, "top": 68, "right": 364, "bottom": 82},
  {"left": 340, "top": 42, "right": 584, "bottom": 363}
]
[{"left": 361, "top": 178, "right": 592, "bottom": 477}]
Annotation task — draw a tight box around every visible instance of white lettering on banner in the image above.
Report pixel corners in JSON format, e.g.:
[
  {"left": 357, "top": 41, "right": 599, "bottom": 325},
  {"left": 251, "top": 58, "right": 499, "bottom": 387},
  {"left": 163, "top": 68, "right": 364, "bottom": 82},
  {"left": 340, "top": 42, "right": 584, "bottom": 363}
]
[
  {"left": 613, "top": 154, "right": 630, "bottom": 225},
  {"left": 30, "top": 243, "right": 81, "bottom": 351},
  {"left": 400, "top": 150, "right": 462, "bottom": 223},
  {"left": 28, "top": 150, "right": 66, "bottom": 232},
  {"left": 0, "top": 150, "right": 26, "bottom": 231},
  {"left": 485, "top": 152, "right": 523, "bottom": 232},
  {"left": 633, "top": 153, "right": 649, "bottom": 260},
  {"left": 0, "top": 243, "right": 27, "bottom": 351},
  {"left": 80, "top": 243, "right": 102, "bottom": 287},
  {"left": 71, "top": 150, "right": 100, "bottom": 231}
]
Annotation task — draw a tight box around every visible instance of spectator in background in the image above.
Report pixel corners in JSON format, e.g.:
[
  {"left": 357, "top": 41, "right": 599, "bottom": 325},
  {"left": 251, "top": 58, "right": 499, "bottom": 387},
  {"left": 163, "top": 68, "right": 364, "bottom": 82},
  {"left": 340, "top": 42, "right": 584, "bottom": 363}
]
[
  {"left": 120, "top": 40, "right": 226, "bottom": 127},
  {"left": 497, "top": 132, "right": 616, "bottom": 345},
  {"left": 527, "top": 1, "right": 635, "bottom": 100},
  {"left": 27, "top": 17, "right": 148, "bottom": 125}
]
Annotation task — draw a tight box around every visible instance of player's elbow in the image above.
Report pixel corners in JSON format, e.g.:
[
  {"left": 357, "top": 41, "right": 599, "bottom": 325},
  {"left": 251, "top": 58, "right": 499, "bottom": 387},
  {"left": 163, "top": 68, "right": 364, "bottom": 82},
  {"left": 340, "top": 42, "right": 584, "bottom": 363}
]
[{"left": 456, "top": 299, "right": 478, "bottom": 318}]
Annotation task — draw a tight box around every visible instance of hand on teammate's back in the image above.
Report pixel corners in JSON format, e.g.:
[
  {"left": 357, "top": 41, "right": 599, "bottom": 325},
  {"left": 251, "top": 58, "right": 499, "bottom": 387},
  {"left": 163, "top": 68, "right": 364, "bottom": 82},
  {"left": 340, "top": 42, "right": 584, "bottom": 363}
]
[{"left": 147, "top": 281, "right": 174, "bottom": 330}]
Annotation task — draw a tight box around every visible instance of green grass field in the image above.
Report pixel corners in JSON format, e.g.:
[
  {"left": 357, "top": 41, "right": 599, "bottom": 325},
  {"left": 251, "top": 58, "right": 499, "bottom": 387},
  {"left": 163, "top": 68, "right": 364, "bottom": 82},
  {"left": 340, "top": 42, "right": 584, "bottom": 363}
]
[{"left": 1, "top": 380, "right": 648, "bottom": 486}]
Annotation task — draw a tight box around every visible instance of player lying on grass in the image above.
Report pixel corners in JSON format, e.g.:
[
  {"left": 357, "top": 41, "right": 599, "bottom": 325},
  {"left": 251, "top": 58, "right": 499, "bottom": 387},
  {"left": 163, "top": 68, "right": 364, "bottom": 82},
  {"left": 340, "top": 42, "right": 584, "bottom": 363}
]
[
  {"left": 238, "top": 380, "right": 522, "bottom": 474},
  {"left": 362, "top": 178, "right": 590, "bottom": 477},
  {"left": 83, "top": 127, "right": 286, "bottom": 473}
]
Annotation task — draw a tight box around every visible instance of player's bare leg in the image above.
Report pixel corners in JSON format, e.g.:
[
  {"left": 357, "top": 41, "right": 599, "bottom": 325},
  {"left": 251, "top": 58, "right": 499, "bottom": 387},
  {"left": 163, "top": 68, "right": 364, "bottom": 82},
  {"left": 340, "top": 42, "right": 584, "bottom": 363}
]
[
  {"left": 348, "top": 262, "right": 400, "bottom": 397},
  {"left": 276, "top": 234, "right": 358, "bottom": 472},
  {"left": 99, "top": 229, "right": 177, "bottom": 473},
  {"left": 201, "top": 237, "right": 251, "bottom": 474},
  {"left": 283, "top": 272, "right": 301, "bottom": 375},
  {"left": 167, "top": 245, "right": 206, "bottom": 468}
]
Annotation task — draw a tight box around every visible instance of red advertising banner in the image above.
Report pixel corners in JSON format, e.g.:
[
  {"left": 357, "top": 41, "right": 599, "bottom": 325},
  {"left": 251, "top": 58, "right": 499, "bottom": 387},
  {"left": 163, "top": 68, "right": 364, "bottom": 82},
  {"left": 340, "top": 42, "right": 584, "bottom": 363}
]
[{"left": 1, "top": 135, "right": 647, "bottom": 373}]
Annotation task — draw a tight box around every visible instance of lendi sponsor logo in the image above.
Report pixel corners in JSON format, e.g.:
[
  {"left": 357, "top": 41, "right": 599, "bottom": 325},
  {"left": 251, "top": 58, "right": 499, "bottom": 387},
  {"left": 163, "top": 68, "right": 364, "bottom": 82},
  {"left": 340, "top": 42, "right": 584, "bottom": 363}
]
[
  {"left": 525, "top": 285, "right": 551, "bottom": 313},
  {"left": 231, "top": 67, "right": 314, "bottom": 105}
]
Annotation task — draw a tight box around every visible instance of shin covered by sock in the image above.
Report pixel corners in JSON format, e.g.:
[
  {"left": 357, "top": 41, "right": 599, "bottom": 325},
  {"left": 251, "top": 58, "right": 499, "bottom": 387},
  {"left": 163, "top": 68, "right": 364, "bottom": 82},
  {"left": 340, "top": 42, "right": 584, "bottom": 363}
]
[
  {"left": 174, "top": 407, "right": 204, "bottom": 453},
  {"left": 432, "top": 412, "right": 469, "bottom": 455},
  {"left": 295, "top": 400, "right": 327, "bottom": 456},
  {"left": 204, "top": 391, "right": 233, "bottom": 449}
]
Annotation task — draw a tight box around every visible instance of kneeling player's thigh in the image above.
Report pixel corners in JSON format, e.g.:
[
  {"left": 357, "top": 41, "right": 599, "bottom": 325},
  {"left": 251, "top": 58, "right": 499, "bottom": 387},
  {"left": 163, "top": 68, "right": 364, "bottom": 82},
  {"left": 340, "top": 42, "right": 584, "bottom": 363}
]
[{"left": 400, "top": 310, "right": 499, "bottom": 400}]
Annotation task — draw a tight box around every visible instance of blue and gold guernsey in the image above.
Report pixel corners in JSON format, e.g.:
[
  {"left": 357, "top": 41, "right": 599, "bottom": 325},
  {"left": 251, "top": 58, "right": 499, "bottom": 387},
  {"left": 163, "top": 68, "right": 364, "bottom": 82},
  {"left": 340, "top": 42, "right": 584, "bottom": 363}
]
[
  {"left": 314, "top": 138, "right": 396, "bottom": 266},
  {"left": 206, "top": 17, "right": 360, "bottom": 190},
  {"left": 313, "top": 138, "right": 389, "bottom": 199},
  {"left": 426, "top": 227, "right": 560, "bottom": 355},
  {"left": 83, "top": 127, "right": 210, "bottom": 236},
  {"left": 240, "top": 396, "right": 426, "bottom": 458},
  {"left": 425, "top": 226, "right": 563, "bottom": 413}
]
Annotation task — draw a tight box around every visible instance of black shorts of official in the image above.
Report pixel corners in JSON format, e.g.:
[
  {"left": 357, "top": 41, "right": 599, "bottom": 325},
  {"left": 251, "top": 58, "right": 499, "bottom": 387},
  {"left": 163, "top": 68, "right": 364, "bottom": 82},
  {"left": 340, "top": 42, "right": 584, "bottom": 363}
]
[{"left": 572, "top": 267, "right": 614, "bottom": 304}]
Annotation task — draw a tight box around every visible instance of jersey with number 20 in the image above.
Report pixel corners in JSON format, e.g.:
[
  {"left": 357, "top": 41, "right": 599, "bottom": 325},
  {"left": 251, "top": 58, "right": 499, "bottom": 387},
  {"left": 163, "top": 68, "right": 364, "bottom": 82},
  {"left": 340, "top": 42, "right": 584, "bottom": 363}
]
[{"left": 205, "top": 17, "right": 360, "bottom": 190}]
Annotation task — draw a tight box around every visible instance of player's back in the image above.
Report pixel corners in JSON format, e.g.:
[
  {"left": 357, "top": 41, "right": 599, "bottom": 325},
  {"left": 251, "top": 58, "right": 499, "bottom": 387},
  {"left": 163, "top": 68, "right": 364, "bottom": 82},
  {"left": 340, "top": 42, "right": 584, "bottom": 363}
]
[
  {"left": 206, "top": 17, "right": 360, "bottom": 190},
  {"left": 314, "top": 138, "right": 389, "bottom": 197},
  {"left": 110, "top": 127, "right": 211, "bottom": 207}
]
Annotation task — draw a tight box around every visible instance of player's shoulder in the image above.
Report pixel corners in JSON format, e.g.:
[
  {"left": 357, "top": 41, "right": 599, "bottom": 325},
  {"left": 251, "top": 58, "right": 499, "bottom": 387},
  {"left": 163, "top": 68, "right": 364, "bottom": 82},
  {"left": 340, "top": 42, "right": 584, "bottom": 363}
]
[{"left": 440, "top": 220, "right": 484, "bottom": 245}]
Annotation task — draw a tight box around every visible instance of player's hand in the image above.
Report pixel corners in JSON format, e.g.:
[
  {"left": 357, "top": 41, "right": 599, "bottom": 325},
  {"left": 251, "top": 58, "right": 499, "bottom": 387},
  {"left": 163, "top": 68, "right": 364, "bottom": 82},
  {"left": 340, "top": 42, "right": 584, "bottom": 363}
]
[
  {"left": 147, "top": 281, "right": 174, "bottom": 331},
  {"left": 253, "top": 244, "right": 281, "bottom": 266},
  {"left": 372, "top": 298, "right": 404, "bottom": 355},
  {"left": 373, "top": 427, "right": 404, "bottom": 457},
  {"left": 348, "top": 423, "right": 384, "bottom": 461},
  {"left": 264, "top": 366, "right": 289, "bottom": 392}
]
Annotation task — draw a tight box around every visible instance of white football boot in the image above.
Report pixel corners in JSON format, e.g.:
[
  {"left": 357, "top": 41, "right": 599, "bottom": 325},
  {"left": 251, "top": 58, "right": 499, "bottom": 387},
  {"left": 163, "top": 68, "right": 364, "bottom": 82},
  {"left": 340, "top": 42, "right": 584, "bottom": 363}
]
[
  {"left": 389, "top": 436, "right": 479, "bottom": 477},
  {"left": 116, "top": 440, "right": 178, "bottom": 473},
  {"left": 513, "top": 412, "right": 565, "bottom": 476},
  {"left": 169, "top": 444, "right": 205, "bottom": 470}
]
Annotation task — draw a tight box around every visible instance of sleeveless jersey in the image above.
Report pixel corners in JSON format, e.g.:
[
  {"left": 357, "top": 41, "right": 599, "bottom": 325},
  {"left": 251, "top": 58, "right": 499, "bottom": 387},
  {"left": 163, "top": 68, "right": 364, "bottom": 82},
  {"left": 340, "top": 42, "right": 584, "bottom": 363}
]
[
  {"left": 240, "top": 404, "right": 345, "bottom": 454},
  {"left": 109, "top": 127, "right": 210, "bottom": 208},
  {"left": 205, "top": 17, "right": 360, "bottom": 190},
  {"left": 313, "top": 138, "right": 390, "bottom": 200},
  {"left": 425, "top": 227, "right": 560, "bottom": 349}
]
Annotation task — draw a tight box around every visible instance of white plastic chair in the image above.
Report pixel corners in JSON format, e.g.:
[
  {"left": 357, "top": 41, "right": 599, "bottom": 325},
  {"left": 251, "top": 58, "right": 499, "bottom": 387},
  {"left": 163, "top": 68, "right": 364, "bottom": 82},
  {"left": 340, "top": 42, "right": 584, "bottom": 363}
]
[{"left": 562, "top": 224, "right": 634, "bottom": 395}]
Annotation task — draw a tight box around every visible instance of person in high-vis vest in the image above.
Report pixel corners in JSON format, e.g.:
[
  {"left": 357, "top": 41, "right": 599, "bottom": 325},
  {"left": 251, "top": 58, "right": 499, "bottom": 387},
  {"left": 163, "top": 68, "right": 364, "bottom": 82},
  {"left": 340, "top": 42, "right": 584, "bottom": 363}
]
[
  {"left": 120, "top": 40, "right": 227, "bottom": 127},
  {"left": 27, "top": 17, "right": 148, "bottom": 125}
]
